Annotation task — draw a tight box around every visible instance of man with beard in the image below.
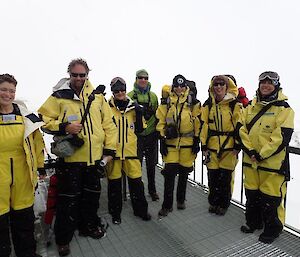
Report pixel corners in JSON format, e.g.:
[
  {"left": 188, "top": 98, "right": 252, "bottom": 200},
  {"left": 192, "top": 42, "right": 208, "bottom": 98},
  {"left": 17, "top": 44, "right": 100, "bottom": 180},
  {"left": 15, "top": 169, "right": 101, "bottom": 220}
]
[{"left": 38, "top": 58, "right": 117, "bottom": 256}]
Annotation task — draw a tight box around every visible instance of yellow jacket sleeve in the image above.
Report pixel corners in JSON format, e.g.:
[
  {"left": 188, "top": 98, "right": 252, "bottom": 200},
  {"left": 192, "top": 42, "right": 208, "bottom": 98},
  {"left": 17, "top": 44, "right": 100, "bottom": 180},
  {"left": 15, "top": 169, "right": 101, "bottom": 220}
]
[
  {"left": 260, "top": 106, "right": 294, "bottom": 159},
  {"left": 156, "top": 104, "right": 168, "bottom": 137},
  {"left": 33, "top": 129, "right": 45, "bottom": 169},
  {"left": 200, "top": 104, "right": 209, "bottom": 151},
  {"left": 100, "top": 96, "right": 117, "bottom": 154},
  {"left": 192, "top": 102, "right": 201, "bottom": 137},
  {"left": 38, "top": 96, "right": 64, "bottom": 133}
]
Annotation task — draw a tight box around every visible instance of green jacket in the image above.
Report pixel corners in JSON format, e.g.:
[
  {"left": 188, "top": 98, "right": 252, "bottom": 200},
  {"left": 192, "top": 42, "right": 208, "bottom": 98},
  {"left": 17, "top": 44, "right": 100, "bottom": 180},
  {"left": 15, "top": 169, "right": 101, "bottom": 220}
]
[{"left": 128, "top": 82, "right": 158, "bottom": 136}]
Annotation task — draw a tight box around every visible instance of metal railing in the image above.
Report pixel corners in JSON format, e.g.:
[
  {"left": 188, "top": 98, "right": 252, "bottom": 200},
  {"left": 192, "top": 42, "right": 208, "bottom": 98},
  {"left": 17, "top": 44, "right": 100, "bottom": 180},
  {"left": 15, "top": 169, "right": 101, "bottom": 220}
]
[{"left": 158, "top": 145, "right": 300, "bottom": 236}]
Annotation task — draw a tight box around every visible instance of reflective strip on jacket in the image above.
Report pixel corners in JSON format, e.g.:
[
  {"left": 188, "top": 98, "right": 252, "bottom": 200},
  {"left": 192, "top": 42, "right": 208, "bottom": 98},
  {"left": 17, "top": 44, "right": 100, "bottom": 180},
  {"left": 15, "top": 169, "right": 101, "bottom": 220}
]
[{"left": 38, "top": 78, "right": 117, "bottom": 165}]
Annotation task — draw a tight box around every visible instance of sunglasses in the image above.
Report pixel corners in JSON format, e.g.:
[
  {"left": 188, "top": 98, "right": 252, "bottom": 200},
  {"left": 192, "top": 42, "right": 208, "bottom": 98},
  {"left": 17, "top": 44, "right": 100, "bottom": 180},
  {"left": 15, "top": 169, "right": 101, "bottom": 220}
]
[
  {"left": 173, "top": 84, "right": 186, "bottom": 88},
  {"left": 137, "top": 76, "right": 148, "bottom": 80},
  {"left": 112, "top": 88, "right": 126, "bottom": 94},
  {"left": 71, "top": 73, "right": 86, "bottom": 78},
  {"left": 213, "top": 82, "right": 226, "bottom": 87}
]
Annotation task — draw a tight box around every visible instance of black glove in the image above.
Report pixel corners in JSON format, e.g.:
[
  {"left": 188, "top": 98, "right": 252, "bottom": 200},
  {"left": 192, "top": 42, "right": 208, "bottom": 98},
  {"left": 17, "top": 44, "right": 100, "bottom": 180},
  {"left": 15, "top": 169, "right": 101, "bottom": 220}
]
[
  {"left": 248, "top": 149, "right": 263, "bottom": 162},
  {"left": 192, "top": 136, "right": 200, "bottom": 154},
  {"left": 37, "top": 168, "right": 46, "bottom": 176},
  {"left": 134, "top": 102, "right": 144, "bottom": 133},
  {"left": 160, "top": 138, "right": 168, "bottom": 156},
  {"left": 254, "top": 152, "right": 263, "bottom": 162}
]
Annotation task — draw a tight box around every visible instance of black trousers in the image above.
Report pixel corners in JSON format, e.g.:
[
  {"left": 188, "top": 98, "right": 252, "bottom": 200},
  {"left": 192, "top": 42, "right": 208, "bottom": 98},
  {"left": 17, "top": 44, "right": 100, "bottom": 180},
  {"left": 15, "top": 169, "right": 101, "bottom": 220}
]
[
  {"left": 0, "top": 207, "right": 36, "bottom": 257},
  {"left": 244, "top": 189, "right": 263, "bottom": 229},
  {"left": 54, "top": 163, "right": 101, "bottom": 245},
  {"left": 108, "top": 177, "right": 148, "bottom": 218},
  {"left": 137, "top": 132, "right": 158, "bottom": 194},
  {"left": 162, "top": 164, "right": 189, "bottom": 210},
  {"left": 207, "top": 168, "right": 232, "bottom": 209},
  {"left": 245, "top": 189, "right": 283, "bottom": 236}
]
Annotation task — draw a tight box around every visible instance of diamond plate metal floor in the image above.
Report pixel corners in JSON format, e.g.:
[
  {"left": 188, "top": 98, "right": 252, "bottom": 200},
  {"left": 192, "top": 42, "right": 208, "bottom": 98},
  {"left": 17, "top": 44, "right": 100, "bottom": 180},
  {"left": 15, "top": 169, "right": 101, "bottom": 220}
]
[{"left": 34, "top": 165, "right": 300, "bottom": 257}]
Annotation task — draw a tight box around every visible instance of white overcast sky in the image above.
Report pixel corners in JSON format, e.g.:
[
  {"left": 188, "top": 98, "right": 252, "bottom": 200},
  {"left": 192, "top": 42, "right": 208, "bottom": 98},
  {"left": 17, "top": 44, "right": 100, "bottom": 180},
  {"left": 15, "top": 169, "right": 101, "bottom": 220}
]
[
  {"left": 1, "top": 0, "right": 300, "bottom": 128},
  {"left": 2, "top": 0, "right": 300, "bottom": 228}
]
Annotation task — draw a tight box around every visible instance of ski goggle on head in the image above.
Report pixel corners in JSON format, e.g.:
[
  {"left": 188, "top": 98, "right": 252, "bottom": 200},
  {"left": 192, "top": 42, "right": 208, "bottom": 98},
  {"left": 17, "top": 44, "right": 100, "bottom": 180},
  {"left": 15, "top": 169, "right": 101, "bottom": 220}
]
[
  {"left": 110, "top": 77, "right": 126, "bottom": 93},
  {"left": 259, "top": 71, "right": 280, "bottom": 86}
]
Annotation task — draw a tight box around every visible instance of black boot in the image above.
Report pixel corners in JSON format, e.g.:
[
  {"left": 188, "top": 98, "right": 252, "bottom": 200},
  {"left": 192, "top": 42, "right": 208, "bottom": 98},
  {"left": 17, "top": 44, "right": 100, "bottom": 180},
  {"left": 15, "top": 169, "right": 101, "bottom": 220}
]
[
  {"left": 107, "top": 178, "right": 122, "bottom": 224},
  {"left": 127, "top": 177, "right": 151, "bottom": 221}
]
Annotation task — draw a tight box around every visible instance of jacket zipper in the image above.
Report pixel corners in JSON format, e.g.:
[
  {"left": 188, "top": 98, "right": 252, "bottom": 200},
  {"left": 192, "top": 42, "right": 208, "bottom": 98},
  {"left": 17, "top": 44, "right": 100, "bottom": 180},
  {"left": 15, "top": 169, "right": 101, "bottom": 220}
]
[
  {"left": 125, "top": 118, "right": 128, "bottom": 143},
  {"left": 10, "top": 158, "right": 14, "bottom": 187},
  {"left": 121, "top": 114, "right": 125, "bottom": 159},
  {"left": 215, "top": 104, "right": 221, "bottom": 151}
]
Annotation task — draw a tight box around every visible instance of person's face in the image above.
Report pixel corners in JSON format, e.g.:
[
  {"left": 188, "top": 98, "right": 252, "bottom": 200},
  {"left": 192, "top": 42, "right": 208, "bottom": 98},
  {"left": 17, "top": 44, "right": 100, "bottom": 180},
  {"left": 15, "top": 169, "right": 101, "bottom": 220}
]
[
  {"left": 213, "top": 81, "right": 227, "bottom": 100},
  {"left": 69, "top": 64, "right": 88, "bottom": 89},
  {"left": 173, "top": 85, "right": 186, "bottom": 96},
  {"left": 0, "top": 82, "right": 16, "bottom": 108},
  {"left": 259, "top": 79, "right": 275, "bottom": 97},
  {"left": 113, "top": 89, "right": 127, "bottom": 101},
  {"left": 136, "top": 76, "right": 148, "bottom": 89}
]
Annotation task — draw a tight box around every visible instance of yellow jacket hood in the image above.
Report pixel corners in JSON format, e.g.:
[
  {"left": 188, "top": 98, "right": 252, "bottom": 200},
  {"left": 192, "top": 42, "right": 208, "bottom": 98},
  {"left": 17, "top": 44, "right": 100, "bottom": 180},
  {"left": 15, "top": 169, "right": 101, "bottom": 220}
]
[
  {"left": 13, "top": 100, "right": 44, "bottom": 138},
  {"left": 209, "top": 76, "right": 238, "bottom": 104}
]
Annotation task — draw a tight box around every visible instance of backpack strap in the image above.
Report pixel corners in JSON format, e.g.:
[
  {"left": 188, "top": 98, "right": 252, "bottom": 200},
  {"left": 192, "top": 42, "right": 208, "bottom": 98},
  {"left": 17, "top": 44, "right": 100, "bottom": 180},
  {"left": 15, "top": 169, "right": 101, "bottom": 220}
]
[{"left": 246, "top": 100, "right": 284, "bottom": 132}]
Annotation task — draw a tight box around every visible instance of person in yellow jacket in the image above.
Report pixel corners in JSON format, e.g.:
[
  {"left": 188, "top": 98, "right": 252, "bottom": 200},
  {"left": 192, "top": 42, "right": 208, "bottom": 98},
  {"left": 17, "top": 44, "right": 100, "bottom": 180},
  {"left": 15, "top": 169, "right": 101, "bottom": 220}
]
[
  {"left": 237, "top": 71, "right": 294, "bottom": 244},
  {"left": 38, "top": 59, "right": 117, "bottom": 256},
  {"left": 156, "top": 74, "right": 201, "bottom": 217},
  {"left": 200, "top": 75, "right": 243, "bottom": 216},
  {"left": 0, "top": 74, "right": 45, "bottom": 257},
  {"left": 106, "top": 77, "right": 151, "bottom": 224}
]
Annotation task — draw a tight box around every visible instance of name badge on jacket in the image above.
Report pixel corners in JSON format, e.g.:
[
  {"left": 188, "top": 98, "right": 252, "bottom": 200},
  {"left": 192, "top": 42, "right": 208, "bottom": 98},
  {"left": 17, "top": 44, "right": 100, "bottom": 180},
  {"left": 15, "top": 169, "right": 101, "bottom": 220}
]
[{"left": 2, "top": 114, "right": 16, "bottom": 122}]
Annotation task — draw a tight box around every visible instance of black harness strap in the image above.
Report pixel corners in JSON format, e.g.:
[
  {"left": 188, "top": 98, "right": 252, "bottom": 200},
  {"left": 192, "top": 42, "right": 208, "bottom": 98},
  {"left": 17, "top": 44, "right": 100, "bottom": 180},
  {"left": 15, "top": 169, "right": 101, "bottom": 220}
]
[{"left": 246, "top": 101, "right": 284, "bottom": 132}]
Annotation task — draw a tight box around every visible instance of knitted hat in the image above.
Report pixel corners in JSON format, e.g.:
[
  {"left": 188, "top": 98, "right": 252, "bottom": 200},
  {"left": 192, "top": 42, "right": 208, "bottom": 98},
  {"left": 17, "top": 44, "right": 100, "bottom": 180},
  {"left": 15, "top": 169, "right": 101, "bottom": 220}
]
[
  {"left": 172, "top": 74, "right": 187, "bottom": 87},
  {"left": 136, "top": 69, "right": 149, "bottom": 78}
]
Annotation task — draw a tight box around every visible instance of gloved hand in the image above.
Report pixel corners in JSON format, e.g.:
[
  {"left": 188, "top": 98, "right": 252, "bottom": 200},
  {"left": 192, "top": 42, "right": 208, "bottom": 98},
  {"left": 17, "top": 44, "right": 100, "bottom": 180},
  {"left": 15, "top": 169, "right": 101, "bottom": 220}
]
[
  {"left": 192, "top": 136, "right": 200, "bottom": 154},
  {"left": 160, "top": 138, "right": 168, "bottom": 156},
  {"left": 249, "top": 149, "right": 263, "bottom": 162},
  {"left": 37, "top": 168, "right": 46, "bottom": 176}
]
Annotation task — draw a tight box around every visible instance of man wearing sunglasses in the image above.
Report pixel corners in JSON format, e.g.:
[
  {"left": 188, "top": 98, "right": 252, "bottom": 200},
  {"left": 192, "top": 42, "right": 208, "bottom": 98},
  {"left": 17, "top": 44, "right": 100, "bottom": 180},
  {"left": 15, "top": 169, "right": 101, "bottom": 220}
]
[
  {"left": 238, "top": 71, "right": 294, "bottom": 244},
  {"left": 128, "top": 69, "right": 159, "bottom": 201},
  {"left": 38, "top": 58, "right": 117, "bottom": 256}
]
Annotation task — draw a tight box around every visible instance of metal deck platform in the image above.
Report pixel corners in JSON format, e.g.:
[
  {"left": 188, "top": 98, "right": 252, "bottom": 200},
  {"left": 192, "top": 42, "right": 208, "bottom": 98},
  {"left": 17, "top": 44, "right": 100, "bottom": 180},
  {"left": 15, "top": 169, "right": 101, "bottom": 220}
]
[{"left": 34, "top": 165, "right": 300, "bottom": 257}]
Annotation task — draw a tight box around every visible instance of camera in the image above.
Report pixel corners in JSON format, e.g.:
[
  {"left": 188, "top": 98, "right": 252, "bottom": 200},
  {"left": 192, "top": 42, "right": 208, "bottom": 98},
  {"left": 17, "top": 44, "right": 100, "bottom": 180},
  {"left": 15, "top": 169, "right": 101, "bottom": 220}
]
[
  {"left": 165, "top": 123, "right": 179, "bottom": 139},
  {"left": 141, "top": 103, "right": 154, "bottom": 120}
]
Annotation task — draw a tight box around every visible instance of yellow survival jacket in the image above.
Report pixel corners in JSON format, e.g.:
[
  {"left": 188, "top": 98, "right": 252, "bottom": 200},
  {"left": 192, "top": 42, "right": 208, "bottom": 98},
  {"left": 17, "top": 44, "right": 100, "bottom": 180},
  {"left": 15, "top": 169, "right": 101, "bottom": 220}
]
[
  {"left": 108, "top": 97, "right": 143, "bottom": 160},
  {"left": 1, "top": 101, "right": 45, "bottom": 187},
  {"left": 200, "top": 78, "right": 243, "bottom": 156},
  {"left": 38, "top": 78, "right": 117, "bottom": 165},
  {"left": 237, "top": 89, "right": 294, "bottom": 180},
  {"left": 156, "top": 87, "right": 201, "bottom": 148}
]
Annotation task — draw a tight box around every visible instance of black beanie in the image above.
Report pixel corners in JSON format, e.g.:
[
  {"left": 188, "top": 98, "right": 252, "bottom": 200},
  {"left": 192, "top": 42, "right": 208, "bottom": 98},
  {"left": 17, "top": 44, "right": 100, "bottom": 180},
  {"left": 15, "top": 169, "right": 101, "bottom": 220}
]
[{"left": 172, "top": 74, "right": 187, "bottom": 87}]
